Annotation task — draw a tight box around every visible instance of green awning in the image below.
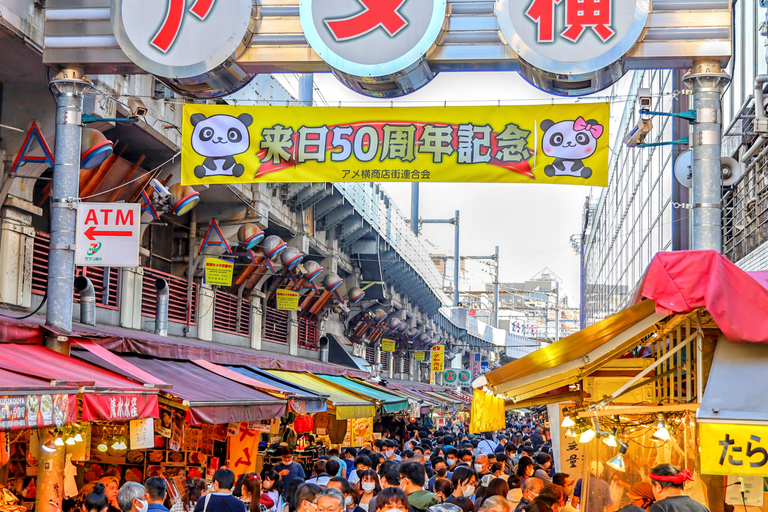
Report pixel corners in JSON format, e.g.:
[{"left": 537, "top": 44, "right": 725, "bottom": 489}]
[
  {"left": 267, "top": 371, "right": 375, "bottom": 419},
  {"left": 318, "top": 375, "right": 409, "bottom": 413}
]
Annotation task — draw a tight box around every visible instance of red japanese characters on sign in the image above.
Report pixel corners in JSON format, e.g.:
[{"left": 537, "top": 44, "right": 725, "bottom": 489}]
[
  {"left": 525, "top": 0, "right": 614, "bottom": 44},
  {"left": 151, "top": 0, "right": 217, "bottom": 53},
  {"left": 81, "top": 394, "right": 160, "bottom": 422},
  {"left": 325, "top": 0, "right": 408, "bottom": 41}
]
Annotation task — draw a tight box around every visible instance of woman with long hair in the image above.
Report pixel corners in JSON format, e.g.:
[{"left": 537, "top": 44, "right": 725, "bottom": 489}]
[
  {"left": 261, "top": 471, "right": 283, "bottom": 512},
  {"left": 357, "top": 470, "right": 380, "bottom": 512},
  {"left": 240, "top": 473, "right": 266, "bottom": 512},
  {"left": 171, "top": 478, "right": 206, "bottom": 512},
  {"left": 516, "top": 457, "right": 535, "bottom": 487},
  {"left": 475, "top": 478, "right": 509, "bottom": 511}
]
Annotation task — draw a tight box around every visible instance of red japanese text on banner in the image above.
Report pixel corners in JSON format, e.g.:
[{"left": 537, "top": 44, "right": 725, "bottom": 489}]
[{"left": 81, "top": 394, "right": 160, "bottom": 421}]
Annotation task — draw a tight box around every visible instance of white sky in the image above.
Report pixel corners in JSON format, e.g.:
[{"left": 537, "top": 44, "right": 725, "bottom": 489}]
[{"left": 276, "top": 71, "right": 631, "bottom": 306}]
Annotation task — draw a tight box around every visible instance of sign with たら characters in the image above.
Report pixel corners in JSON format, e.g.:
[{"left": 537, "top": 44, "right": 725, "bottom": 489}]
[
  {"left": 700, "top": 422, "right": 768, "bottom": 476},
  {"left": 181, "top": 104, "right": 609, "bottom": 187}
]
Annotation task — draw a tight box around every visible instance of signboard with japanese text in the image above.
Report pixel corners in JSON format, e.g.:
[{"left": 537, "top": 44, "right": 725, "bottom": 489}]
[
  {"left": 130, "top": 418, "right": 155, "bottom": 449},
  {"left": 76, "top": 203, "right": 140, "bottom": 267},
  {"left": 458, "top": 370, "right": 472, "bottom": 383},
  {"left": 0, "top": 394, "right": 76, "bottom": 431},
  {"left": 181, "top": 104, "right": 610, "bottom": 187},
  {"left": 276, "top": 289, "right": 300, "bottom": 311},
  {"left": 431, "top": 345, "right": 445, "bottom": 372},
  {"left": 81, "top": 394, "right": 159, "bottom": 422},
  {"left": 382, "top": 339, "right": 396, "bottom": 352},
  {"left": 701, "top": 423, "right": 768, "bottom": 476},
  {"left": 470, "top": 352, "right": 482, "bottom": 377},
  {"left": 227, "top": 423, "right": 260, "bottom": 474},
  {"left": 444, "top": 370, "right": 458, "bottom": 384},
  {"left": 558, "top": 420, "right": 585, "bottom": 478},
  {"left": 415, "top": 351, "right": 425, "bottom": 361},
  {"left": 204, "top": 258, "right": 234, "bottom": 286}
]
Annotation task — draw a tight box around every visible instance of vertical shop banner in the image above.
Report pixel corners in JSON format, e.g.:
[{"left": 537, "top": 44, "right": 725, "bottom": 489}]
[
  {"left": 559, "top": 422, "right": 585, "bottom": 478},
  {"left": 228, "top": 424, "right": 260, "bottom": 474},
  {"left": 381, "top": 339, "right": 396, "bottom": 352},
  {"left": 470, "top": 352, "right": 481, "bottom": 376},
  {"left": 431, "top": 346, "right": 444, "bottom": 372},
  {"left": 181, "top": 104, "right": 610, "bottom": 187}
]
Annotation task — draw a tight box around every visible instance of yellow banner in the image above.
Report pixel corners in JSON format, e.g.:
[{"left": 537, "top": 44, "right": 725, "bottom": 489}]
[
  {"left": 204, "top": 258, "right": 234, "bottom": 286},
  {"left": 431, "top": 345, "right": 444, "bottom": 372},
  {"left": 415, "top": 351, "right": 425, "bottom": 361},
  {"left": 181, "top": 104, "right": 610, "bottom": 186},
  {"left": 382, "top": 339, "right": 395, "bottom": 352},
  {"left": 276, "top": 289, "right": 300, "bottom": 311},
  {"left": 470, "top": 389, "right": 506, "bottom": 434},
  {"left": 701, "top": 423, "right": 768, "bottom": 476}
]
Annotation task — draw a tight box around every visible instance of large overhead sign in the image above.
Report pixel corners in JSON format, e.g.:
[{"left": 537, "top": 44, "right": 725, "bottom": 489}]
[
  {"left": 497, "top": 0, "right": 649, "bottom": 95},
  {"left": 45, "top": 0, "right": 727, "bottom": 99},
  {"left": 181, "top": 104, "right": 610, "bottom": 186},
  {"left": 300, "top": 0, "right": 448, "bottom": 96}
]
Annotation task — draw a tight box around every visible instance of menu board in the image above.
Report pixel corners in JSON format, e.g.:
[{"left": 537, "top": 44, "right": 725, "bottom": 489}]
[{"left": 0, "top": 394, "right": 74, "bottom": 431}]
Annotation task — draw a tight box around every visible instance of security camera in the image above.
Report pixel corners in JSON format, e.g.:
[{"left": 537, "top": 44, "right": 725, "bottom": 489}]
[
  {"left": 637, "top": 87, "right": 652, "bottom": 112},
  {"left": 150, "top": 179, "right": 172, "bottom": 200},
  {"left": 624, "top": 119, "right": 653, "bottom": 147},
  {"left": 128, "top": 97, "right": 148, "bottom": 119}
]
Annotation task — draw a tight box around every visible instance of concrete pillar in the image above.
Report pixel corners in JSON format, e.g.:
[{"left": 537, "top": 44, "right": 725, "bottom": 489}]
[
  {"left": 288, "top": 311, "right": 299, "bottom": 356},
  {"left": 197, "top": 284, "right": 215, "bottom": 341},
  {"left": 0, "top": 199, "right": 38, "bottom": 307},
  {"left": 120, "top": 267, "right": 144, "bottom": 329},
  {"left": 250, "top": 297, "right": 263, "bottom": 351},
  {"left": 410, "top": 351, "right": 417, "bottom": 381},
  {"left": 375, "top": 346, "right": 382, "bottom": 377}
]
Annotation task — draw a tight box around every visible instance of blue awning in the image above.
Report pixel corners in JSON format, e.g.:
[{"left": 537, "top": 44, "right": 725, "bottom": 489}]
[{"left": 225, "top": 365, "right": 328, "bottom": 414}]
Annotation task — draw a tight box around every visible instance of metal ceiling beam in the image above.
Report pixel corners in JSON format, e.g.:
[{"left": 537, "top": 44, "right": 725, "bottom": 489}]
[
  {"left": 314, "top": 195, "right": 343, "bottom": 220},
  {"left": 321, "top": 204, "right": 354, "bottom": 232},
  {"left": 295, "top": 183, "right": 327, "bottom": 207},
  {"left": 284, "top": 183, "right": 311, "bottom": 201},
  {"left": 341, "top": 226, "right": 371, "bottom": 249},
  {"left": 339, "top": 215, "right": 364, "bottom": 240}
]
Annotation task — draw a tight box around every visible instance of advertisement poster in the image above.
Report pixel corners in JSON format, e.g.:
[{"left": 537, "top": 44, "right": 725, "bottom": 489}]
[
  {"left": 276, "top": 289, "right": 300, "bottom": 311},
  {"left": 381, "top": 339, "right": 396, "bottom": 352},
  {"left": 343, "top": 418, "right": 373, "bottom": 447},
  {"left": 204, "top": 258, "right": 234, "bottom": 286},
  {"left": 415, "top": 351, "right": 425, "bottom": 361},
  {"left": 181, "top": 104, "right": 610, "bottom": 187},
  {"left": 0, "top": 394, "right": 76, "bottom": 431}
]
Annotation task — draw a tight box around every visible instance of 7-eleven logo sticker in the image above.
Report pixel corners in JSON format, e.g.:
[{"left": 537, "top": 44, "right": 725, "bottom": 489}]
[{"left": 151, "top": 0, "right": 216, "bottom": 53}]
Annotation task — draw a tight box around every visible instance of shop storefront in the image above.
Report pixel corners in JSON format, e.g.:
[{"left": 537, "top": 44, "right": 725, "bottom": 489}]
[{"left": 473, "top": 251, "right": 768, "bottom": 512}]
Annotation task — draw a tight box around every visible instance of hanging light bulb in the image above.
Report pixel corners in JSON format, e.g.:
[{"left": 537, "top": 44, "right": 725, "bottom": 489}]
[
  {"left": 64, "top": 428, "right": 76, "bottom": 446},
  {"left": 653, "top": 414, "right": 670, "bottom": 441},
  {"left": 54, "top": 430, "right": 65, "bottom": 447},
  {"left": 565, "top": 427, "right": 577, "bottom": 438},
  {"left": 119, "top": 437, "right": 128, "bottom": 450},
  {"left": 111, "top": 436, "right": 121, "bottom": 450},
  {"left": 561, "top": 414, "right": 575, "bottom": 428},
  {"left": 602, "top": 428, "right": 618, "bottom": 448},
  {"left": 606, "top": 442, "right": 629, "bottom": 472},
  {"left": 97, "top": 440, "right": 108, "bottom": 452},
  {"left": 74, "top": 430, "right": 84, "bottom": 443},
  {"left": 578, "top": 427, "right": 596, "bottom": 443},
  {"left": 41, "top": 432, "right": 58, "bottom": 453}
]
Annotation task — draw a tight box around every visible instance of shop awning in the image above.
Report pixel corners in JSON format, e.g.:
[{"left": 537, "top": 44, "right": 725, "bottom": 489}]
[
  {"left": 317, "top": 375, "right": 409, "bottom": 413},
  {"left": 475, "top": 300, "right": 667, "bottom": 402},
  {"left": 698, "top": 334, "right": 768, "bottom": 424},
  {"left": 631, "top": 250, "right": 768, "bottom": 343},
  {"left": 0, "top": 344, "right": 159, "bottom": 421},
  {"left": 268, "top": 371, "right": 375, "bottom": 420},
  {"left": 382, "top": 383, "right": 440, "bottom": 407},
  {"left": 222, "top": 365, "right": 328, "bottom": 414},
  {"left": 76, "top": 351, "right": 286, "bottom": 425}
]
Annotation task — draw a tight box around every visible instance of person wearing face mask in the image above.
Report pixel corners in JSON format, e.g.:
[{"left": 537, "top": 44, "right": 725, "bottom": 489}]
[
  {"left": 428, "top": 458, "right": 452, "bottom": 492},
  {"left": 274, "top": 448, "right": 307, "bottom": 498},
  {"left": 532, "top": 455, "right": 552, "bottom": 485},
  {"left": 117, "top": 482, "right": 149, "bottom": 512},
  {"left": 358, "top": 470, "right": 381, "bottom": 512},
  {"left": 515, "top": 458, "right": 535, "bottom": 488},
  {"left": 446, "top": 467, "right": 478, "bottom": 505},
  {"left": 514, "top": 478, "right": 543, "bottom": 512},
  {"left": 473, "top": 456, "right": 490, "bottom": 479},
  {"left": 445, "top": 450, "right": 459, "bottom": 471},
  {"left": 192, "top": 469, "right": 247, "bottom": 512},
  {"left": 328, "top": 478, "right": 365, "bottom": 512},
  {"left": 383, "top": 441, "right": 402, "bottom": 462},
  {"left": 399, "top": 462, "right": 437, "bottom": 512},
  {"left": 261, "top": 471, "right": 282, "bottom": 512}
]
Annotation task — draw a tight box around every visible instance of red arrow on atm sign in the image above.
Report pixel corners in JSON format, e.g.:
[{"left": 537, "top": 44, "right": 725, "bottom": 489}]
[{"left": 84, "top": 226, "right": 133, "bottom": 241}]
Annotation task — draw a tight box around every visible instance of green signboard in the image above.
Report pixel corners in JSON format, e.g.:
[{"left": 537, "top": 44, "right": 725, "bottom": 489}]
[
  {"left": 444, "top": 370, "right": 458, "bottom": 383},
  {"left": 458, "top": 370, "right": 472, "bottom": 383}
]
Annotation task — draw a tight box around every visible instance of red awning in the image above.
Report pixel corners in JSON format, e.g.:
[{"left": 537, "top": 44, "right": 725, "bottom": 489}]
[
  {"left": 0, "top": 344, "right": 158, "bottom": 421},
  {"left": 74, "top": 351, "right": 287, "bottom": 425},
  {"left": 631, "top": 250, "right": 768, "bottom": 343}
]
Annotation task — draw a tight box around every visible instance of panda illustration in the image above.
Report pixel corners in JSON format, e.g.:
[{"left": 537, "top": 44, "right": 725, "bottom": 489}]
[
  {"left": 540, "top": 117, "right": 604, "bottom": 179},
  {"left": 190, "top": 113, "right": 253, "bottom": 179}
]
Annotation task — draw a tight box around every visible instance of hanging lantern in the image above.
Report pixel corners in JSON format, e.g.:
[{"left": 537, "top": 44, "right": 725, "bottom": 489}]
[
  {"left": 373, "top": 309, "right": 388, "bottom": 325},
  {"left": 304, "top": 261, "right": 324, "bottom": 282},
  {"left": 388, "top": 316, "right": 403, "bottom": 331},
  {"left": 280, "top": 247, "right": 304, "bottom": 272},
  {"left": 323, "top": 272, "right": 343, "bottom": 292},
  {"left": 80, "top": 128, "right": 114, "bottom": 170},
  {"left": 237, "top": 223, "right": 265, "bottom": 250},
  {"left": 348, "top": 287, "right": 365, "bottom": 304},
  {"left": 169, "top": 184, "right": 200, "bottom": 216},
  {"left": 262, "top": 235, "right": 287, "bottom": 260}
]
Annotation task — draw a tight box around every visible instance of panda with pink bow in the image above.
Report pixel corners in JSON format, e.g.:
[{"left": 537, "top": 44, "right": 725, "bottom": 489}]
[{"left": 540, "top": 117, "right": 604, "bottom": 179}]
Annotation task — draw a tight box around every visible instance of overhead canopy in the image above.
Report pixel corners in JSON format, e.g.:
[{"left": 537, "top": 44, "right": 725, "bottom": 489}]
[
  {"left": 268, "top": 371, "right": 375, "bottom": 420},
  {"left": 224, "top": 365, "right": 328, "bottom": 414},
  {"left": 0, "top": 367, "right": 79, "bottom": 394},
  {"left": 317, "top": 375, "right": 409, "bottom": 414},
  {"left": 382, "top": 384, "right": 439, "bottom": 407},
  {"left": 631, "top": 250, "right": 768, "bottom": 343},
  {"left": 699, "top": 334, "right": 768, "bottom": 424},
  {"left": 75, "top": 351, "right": 286, "bottom": 425},
  {"left": 475, "top": 300, "right": 667, "bottom": 401}
]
